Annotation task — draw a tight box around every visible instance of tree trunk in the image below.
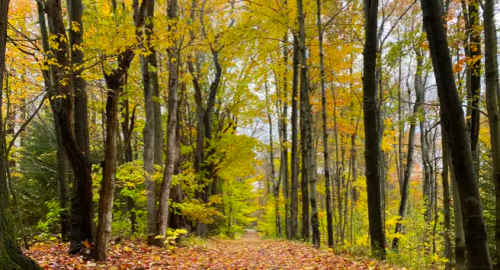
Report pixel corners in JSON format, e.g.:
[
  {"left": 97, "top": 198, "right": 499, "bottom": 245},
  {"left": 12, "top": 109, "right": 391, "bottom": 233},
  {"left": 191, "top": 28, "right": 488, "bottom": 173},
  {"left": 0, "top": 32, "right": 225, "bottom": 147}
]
[
  {"left": 156, "top": 0, "right": 179, "bottom": 245},
  {"left": 140, "top": 0, "right": 157, "bottom": 245},
  {"left": 297, "top": 0, "right": 320, "bottom": 248},
  {"left": 44, "top": 0, "right": 94, "bottom": 255},
  {"left": 281, "top": 23, "right": 290, "bottom": 240},
  {"left": 316, "top": 0, "right": 333, "bottom": 248},
  {"left": 362, "top": 0, "right": 386, "bottom": 260},
  {"left": 483, "top": 0, "right": 500, "bottom": 266},
  {"left": 290, "top": 34, "right": 299, "bottom": 240},
  {"left": 37, "top": 3, "right": 71, "bottom": 240},
  {"left": 420, "top": 1, "right": 492, "bottom": 268}
]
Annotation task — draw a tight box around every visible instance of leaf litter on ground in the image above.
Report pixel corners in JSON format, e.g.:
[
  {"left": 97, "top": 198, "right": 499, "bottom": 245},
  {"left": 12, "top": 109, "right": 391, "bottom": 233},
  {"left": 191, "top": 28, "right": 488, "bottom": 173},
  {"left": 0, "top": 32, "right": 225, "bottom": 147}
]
[{"left": 25, "top": 238, "right": 402, "bottom": 270}]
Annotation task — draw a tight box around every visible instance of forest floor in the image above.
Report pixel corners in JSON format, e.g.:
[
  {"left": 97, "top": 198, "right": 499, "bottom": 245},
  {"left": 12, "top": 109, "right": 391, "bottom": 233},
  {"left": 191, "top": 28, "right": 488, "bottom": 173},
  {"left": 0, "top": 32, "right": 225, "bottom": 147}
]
[{"left": 26, "top": 230, "right": 396, "bottom": 270}]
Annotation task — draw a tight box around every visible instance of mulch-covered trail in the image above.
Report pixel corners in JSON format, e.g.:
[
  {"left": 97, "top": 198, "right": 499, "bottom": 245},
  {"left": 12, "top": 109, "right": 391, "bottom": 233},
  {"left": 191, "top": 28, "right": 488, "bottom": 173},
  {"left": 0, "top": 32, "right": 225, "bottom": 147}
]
[{"left": 26, "top": 232, "right": 395, "bottom": 269}]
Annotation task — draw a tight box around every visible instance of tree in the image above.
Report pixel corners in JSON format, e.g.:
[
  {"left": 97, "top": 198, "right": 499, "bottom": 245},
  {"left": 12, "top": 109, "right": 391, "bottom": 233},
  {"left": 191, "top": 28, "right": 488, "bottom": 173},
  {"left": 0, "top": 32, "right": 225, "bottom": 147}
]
[
  {"left": 316, "top": 0, "right": 333, "bottom": 248},
  {"left": 297, "top": 0, "right": 320, "bottom": 248},
  {"left": 140, "top": 0, "right": 157, "bottom": 246},
  {"left": 44, "top": 0, "right": 94, "bottom": 255},
  {"left": 362, "top": 0, "right": 386, "bottom": 260},
  {"left": 156, "top": 0, "right": 180, "bottom": 245},
  {"left": 419, "top": 0, "right": 492, "bottom": 268},
  {"left": 483, "top": 0, "right": 500, "bottom": 266}
]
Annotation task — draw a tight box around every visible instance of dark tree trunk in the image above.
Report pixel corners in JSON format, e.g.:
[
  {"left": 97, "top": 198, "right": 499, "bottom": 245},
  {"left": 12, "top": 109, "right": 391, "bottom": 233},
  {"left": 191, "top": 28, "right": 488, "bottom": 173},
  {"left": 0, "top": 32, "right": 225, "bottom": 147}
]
[
  {"left": 362, "top": 0, "right": 386, "bottom": 259},
  {"left": 420, "top": 0, "right": 492, "bottom": 268},
  {"left": 483, "top": 0, "right": 500, "bottom": 266},
  {"left": 316, "top": 0, "right": 333, "bottom": 248},
  {"left": 290, "top": 34, "right": 299, "bottom": 240},
  {"left": 67, "top": 0, "right": 89, "bottom": 157},
  {"left": 44, "top": 0, "right": 94, "bottom": 255},
  {"left": 37, "top": 1, "right": 71, "bottom": 242},
  {"left": 297, "top": 0, "right": 319, "bottom": 248}
]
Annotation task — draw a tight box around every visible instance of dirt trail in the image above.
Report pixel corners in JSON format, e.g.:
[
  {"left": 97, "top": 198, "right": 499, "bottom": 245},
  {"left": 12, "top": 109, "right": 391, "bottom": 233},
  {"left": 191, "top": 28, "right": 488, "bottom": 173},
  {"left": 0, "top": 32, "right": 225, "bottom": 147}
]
[{"left": 241, "top": 229, "right": 260, "bottom": 241}]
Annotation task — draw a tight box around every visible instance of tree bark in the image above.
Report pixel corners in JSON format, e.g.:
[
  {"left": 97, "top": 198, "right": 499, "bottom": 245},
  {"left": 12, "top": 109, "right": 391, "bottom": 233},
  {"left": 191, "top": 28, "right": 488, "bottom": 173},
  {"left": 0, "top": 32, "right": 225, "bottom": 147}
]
[
  {"left": 156, "top": 0, "right": 179, "bottom": 245},
  {"left": 316, "top": 0, "right": 333, "bottom": 248},
  {"left": 297, "top": 0, "right": 320, "bottom": 248},
  {"left": 420, "top": 1, "right": 492, "bottom": 268},
  {"left": 44, "top": 0, "right": 94, "bottom": 255},
  {"left": 140, "top": 0, "right": 157, "bottom": 245},
  {"left": 483, "top": 0, "right": 500, "bottom": 266},
  {"left": 290, "top": 34, "right": 299, "bottom": 240},
  {"left": 362, "top": 0, "right": 386, "bottom": 260}
]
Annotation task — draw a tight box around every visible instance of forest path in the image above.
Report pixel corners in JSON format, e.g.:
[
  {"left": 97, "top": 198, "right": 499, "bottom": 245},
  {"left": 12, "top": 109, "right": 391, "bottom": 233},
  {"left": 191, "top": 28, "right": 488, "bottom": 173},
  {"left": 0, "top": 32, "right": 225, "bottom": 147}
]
[
  {"left": 241, "top": 228, "right": 260, "bottom": 240},
  {"left": 27, "top": 237, "right": 395, "bottom": 269}
]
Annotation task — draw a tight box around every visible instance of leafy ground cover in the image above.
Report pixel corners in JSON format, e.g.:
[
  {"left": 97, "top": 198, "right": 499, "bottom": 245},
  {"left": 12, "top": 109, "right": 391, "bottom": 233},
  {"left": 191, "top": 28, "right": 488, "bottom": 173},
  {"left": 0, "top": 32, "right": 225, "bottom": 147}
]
[{"left": 26, "top": 231, "right": 399, "bottom": 270}]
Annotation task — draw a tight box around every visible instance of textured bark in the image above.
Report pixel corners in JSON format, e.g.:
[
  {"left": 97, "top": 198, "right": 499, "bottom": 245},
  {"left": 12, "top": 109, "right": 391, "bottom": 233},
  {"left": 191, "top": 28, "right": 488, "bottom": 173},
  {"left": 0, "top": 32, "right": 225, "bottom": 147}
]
[
  {"left": 156, "top": 0, "right": 179, "bottom": 245},
  {"left": 44, "top": 0, "right": 94, "bottom": 255},
  {"left": 35, "top": 2, "right": 72, "bottom": 242},
  {"left": 362, "top": 0, "right": 386, "bottom": 259},
  {"left": 67, "top": 0, "right": 91, "bottom": 244},
  {"left": 316, "top": 0, "right": 333, "bottom": 248},
  {"left": 420, "top": 1, "right": 492, "bottom": 268},
  {"left": 290, "top": 35, "right": 299, "bottom": 240},
  {"left": 67, "top": 0, "right": 89, "bottom": 157},
  {"left": 297, "top": 0, "right": 320, "bottom": 248},
  {"left": 483, "top": 0, "right": 500, "bottom": 266},
  {"left": 392, "top": 50, "right": 423, "bottom": 250},
  {"left": 140, "top": 0, "right": 157, "bottom": 245}
]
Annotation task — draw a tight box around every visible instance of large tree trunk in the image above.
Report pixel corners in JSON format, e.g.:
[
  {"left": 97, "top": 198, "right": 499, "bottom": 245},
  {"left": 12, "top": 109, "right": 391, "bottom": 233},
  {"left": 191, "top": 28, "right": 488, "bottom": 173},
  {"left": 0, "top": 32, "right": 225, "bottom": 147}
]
[
  {"left": 140, "top": 0, "right": 157, "bottom": 245},
  {"left": 67, "top": 0, "right": 90, "bottom": 246},
  {"left": 36, "top": 1, "right": 71, "bottom": 242},
  {"left": 362, "top": 0, "right": 386, "bottom": 259},
  {"left": 316, "top": 0, "right": 333, "bottom": 248},
  {"left": 290, "top": 34, "right": 299, "bottom": 240},
  {"left": 483, "top": 0, "right": 500, "bottom": 266},
  {"left": 420, "top": 1, "right": 492, "bottom": 268},
  {"left": 44, "top": 0, "right": 94, "bottom": 255},
  {"left": 0, "top": 1, "right": 42, "bottom": 268},
  {"left": 392, "top": 49, "right": 423, "bottom": 250},
  {"left": 297, "top": 0, "right": 320, "bottom": 248},
  {"left": 156, "top": 0, "right": 179, "bottom": 245},
  {"left": 68, "top": 0, "right": 89, "bottom": 157}
]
